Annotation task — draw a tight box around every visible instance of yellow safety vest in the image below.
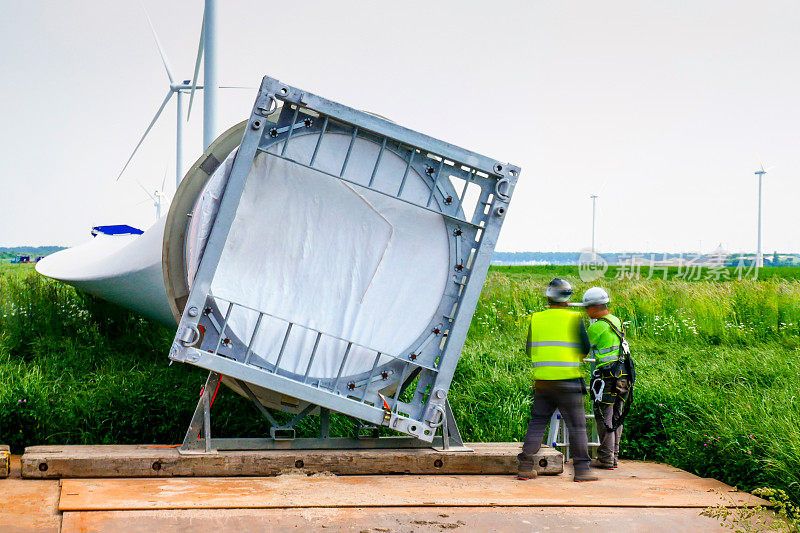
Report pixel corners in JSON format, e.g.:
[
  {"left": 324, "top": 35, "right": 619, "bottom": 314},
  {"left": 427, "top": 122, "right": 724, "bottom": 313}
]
[{"left": 526, "top": 308, "right": 584, "bottom": 380}]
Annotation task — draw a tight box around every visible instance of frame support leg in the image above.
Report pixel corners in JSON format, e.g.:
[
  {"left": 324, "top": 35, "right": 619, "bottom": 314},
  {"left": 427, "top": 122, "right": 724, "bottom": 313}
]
[
  {"left": 181, "top": 371, "right": 222, "bottom": 454},
  {"left": 320, "top": 408, "right": 330, "bottom": 439},
  {"left": 436, "top": 400, "right": 467, "bottom": 451}
]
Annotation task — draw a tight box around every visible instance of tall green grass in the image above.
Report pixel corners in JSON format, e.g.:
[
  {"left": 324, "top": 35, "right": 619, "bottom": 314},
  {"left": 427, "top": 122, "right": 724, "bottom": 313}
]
[
  {"left": 473, "top": 269, "right": 800, "bottom": 346},
  {"left": 1, "top": 265, "right": 799, "bottom": 505},
  {"left": 461, "top": 267, "right": 800, "bottom": 504}
]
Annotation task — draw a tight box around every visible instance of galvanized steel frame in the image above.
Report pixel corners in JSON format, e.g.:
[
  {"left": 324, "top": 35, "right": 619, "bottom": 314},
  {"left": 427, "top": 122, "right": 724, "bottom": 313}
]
[{"left": 169, "top": 76, "right": 520, "bottom": 444}]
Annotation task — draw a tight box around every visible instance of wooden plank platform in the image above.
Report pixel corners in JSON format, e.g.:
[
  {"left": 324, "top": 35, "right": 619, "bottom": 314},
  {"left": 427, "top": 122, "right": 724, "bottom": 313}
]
[
  {"left": 21, "top": 442, "right": 562, "bottom": 478},
  {"left": 0, "top": 455, "right": 775, "bottom": 532},
  {"left": 57, "top": 467, "right": 767, "bottom": 511},
  {"left": 60, "top": 507, "right": 755, "bottom": 533},
  {"left": 0, "top": 445, "right": 8, "bottom": 478},
  {"left": 0, "top": 477, "right": 61, "bottom": 532}
]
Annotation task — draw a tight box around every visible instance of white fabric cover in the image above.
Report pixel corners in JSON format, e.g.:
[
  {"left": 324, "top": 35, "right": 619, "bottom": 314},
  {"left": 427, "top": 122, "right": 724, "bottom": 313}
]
[{"left": 189, "top": 133, "right": 450, "bottom": 378}]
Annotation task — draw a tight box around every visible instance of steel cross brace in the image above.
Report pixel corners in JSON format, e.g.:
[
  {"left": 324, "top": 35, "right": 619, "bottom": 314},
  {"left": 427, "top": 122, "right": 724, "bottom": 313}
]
[{"left": 179, "top": 371, "right": 467, "bottom": 453}]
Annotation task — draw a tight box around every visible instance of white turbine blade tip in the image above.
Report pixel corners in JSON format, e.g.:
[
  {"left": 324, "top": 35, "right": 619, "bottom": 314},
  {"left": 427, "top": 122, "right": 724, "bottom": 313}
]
[
  {"left": 187, "top": 12, "right": 205, "bottom": 121},
  {"left": 141, "top": 1, "right": 175, "bottom": 84}
]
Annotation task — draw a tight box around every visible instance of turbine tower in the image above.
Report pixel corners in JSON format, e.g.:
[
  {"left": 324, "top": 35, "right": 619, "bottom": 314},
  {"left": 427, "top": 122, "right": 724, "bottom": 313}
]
[
  {"left": 754, "top": 160, "right": 773, "bottom": 269},
  {"left": 186, "top": 0, "right": 219, "bottom": 149},
  {"left": 203, "top": 0, "right": 218, "bottom": 149},
  {"left": 590, "top": 194, "right": 598, "bottom": 259}
]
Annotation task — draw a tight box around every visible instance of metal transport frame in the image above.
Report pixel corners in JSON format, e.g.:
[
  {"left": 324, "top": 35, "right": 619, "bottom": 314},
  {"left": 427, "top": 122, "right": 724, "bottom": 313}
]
[{"left": 168, "top": 76, "right": 520, "bottom": 452}]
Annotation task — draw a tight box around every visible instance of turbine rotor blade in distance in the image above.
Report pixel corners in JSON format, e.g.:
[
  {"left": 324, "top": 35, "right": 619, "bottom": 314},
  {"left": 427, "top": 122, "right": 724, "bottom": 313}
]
[
  {"left": 161, "top": 163, "right": 168, "bottom": 191},
  {"left": 756, "top": 151, "right": 766, "bottom": 173},
  {"left": 141, "top": 2, "right": 175, "bottom": 84},
  {"left": 116, "top": 89, "right": 174, "bottom": 181},
  {"left": 135, "top": 179, "right": 156, "bottom": 201},
  {"left": 187, "top": 12, "right": 205, "bottom": 121}
]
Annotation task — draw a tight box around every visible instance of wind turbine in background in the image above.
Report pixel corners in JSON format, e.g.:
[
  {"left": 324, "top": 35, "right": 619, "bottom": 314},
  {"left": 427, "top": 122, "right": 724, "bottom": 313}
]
[
  {"left": 588, "top": 180, "right": 607, "bottom": 261},
  {"left": 754, "top": 158, "right": 774, "bottom": 268},
  {"left": 116, "top": 1, "right": 249, "bottom": 189},
  {"left": 590, "top": 194, "right": 598, "bottom": 259},
  {"left": 136, "top": 167, "right": 169, "bottom": 221}
]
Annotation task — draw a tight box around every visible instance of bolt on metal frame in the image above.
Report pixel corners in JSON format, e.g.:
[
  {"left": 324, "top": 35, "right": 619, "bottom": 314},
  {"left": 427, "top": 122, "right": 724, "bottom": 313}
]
[{"left": 169, "top": 76, "right": 520, "bottom": 451}]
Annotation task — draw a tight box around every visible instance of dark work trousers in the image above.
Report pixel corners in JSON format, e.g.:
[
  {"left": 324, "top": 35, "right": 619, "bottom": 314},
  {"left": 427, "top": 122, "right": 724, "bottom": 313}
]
[
  {"left": 596, "top": 400, "right": 624, "bottom": 464},
  {"left": 518, "top": 378, "right": 590, "bottom": 473}
]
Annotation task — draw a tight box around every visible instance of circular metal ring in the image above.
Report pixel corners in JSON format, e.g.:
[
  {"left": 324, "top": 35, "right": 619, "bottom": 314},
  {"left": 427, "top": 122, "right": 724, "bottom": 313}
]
[{"left": 495, "top": 177, "right": 511, "bottom": 202}]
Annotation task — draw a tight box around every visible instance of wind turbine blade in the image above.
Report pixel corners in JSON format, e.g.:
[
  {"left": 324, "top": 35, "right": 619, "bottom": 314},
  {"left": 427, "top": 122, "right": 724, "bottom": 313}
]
[
  {"left": 765, "top": 165, "right": 776, "bottom": 173},
  {"left": 116, "top": 90, "right": 174, "bottom": 181},
  {"left": 187, "top": 12, "right": 205, "bottom": 121},
  {"left": 141, "top": 2, "right": 175, "bottom": 84},
  {"left": 756, "top": 151, "right": 765, "bottom": 173},
  {"left": 135, "top": 179, "right": 156, "bottom": 201},
  {"left": 161, "top": 164, "right": 168, "bottom": 191},
  {"left": 135, "top": 198, "right": 151, "bottom": 206}
]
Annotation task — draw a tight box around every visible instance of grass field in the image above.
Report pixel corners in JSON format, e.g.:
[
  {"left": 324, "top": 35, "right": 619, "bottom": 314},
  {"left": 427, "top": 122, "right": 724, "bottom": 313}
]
[
  {"left": 1, "top": 263, "right": 799, "bottom": 510},
  {"left": 457, "top": 268, "right": 800, "bottom": 506}
]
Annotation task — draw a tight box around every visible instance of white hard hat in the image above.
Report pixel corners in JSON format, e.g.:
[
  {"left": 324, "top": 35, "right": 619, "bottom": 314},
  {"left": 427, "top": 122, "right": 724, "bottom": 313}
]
[{"left": 582, "top": 287, "right": 610, "bottom": 306}]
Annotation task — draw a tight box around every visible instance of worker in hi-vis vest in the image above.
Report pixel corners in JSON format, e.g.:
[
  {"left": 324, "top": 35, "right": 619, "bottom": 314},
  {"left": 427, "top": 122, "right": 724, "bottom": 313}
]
[
  {"left": 517, "top": 278, "right": 598, "bottom": 482},
  {"left": 583, "top": 287, "right": 631, "bottom": 470}
]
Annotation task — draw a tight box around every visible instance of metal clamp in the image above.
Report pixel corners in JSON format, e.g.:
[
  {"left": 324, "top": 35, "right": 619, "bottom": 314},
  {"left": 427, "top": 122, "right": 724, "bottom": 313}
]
[
  {"left": 180, "top": 324, "right": 201, "bottom": 347},
  {"left": 257, "top": 95, "right": 278, "bottom": 117},
  {"left": 426, "top": 404, "right": 446, "bottom": 428}
]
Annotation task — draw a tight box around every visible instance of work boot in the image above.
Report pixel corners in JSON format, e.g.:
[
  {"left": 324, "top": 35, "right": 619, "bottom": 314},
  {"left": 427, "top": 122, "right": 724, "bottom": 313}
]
[
  {"left": 574, "top": 470, "right": 600, "bottom": 482},
  {"left": 591, "top": 459, "right": 614, "bottom": 470},
  {"left": 517, "top": 452, "right": 537, "bottom": 480}
]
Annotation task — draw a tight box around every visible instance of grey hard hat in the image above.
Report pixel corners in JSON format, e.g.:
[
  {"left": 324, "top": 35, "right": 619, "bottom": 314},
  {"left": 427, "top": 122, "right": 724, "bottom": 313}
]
[{"left": 545, "top": 278, "right": 573, "bottom": 303}]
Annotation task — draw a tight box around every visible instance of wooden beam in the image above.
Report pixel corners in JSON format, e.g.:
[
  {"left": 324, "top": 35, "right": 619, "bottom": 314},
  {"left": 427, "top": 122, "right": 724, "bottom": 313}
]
[
  {"left": 0, "top": 445, "right": 8, "bottom": 478},
  {"left": 21, "top": 443, "right": 562, "bottom": 479}
]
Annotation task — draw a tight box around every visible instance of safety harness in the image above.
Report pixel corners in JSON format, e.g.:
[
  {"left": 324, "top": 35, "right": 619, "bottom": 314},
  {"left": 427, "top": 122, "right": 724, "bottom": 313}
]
[{"left": 589, "top": 317, "right": 636, "bottom": 432}]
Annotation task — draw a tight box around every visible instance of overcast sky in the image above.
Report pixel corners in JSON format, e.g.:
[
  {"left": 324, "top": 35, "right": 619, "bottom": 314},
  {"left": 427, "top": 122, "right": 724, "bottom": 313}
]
[{"left": 1, "top": 1, "right": 798, "bottom": 254}]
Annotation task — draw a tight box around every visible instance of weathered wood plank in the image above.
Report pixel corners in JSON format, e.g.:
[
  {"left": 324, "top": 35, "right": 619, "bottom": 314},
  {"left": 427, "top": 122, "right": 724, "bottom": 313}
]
[
  {"left": 21, "top": 442, "right": 562, "bottom": 479},
  {"left": 0, "top": 445, "right": 8, "bottom": 478},
  {"left": 61, "top": 506, "right": 773, "bottom": 533},
  {"left": 58, "top": 472, "right": 768, "bottom": 511},
  {"left": 0, "top": 477, "right": 61, "bottom": 532}
]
